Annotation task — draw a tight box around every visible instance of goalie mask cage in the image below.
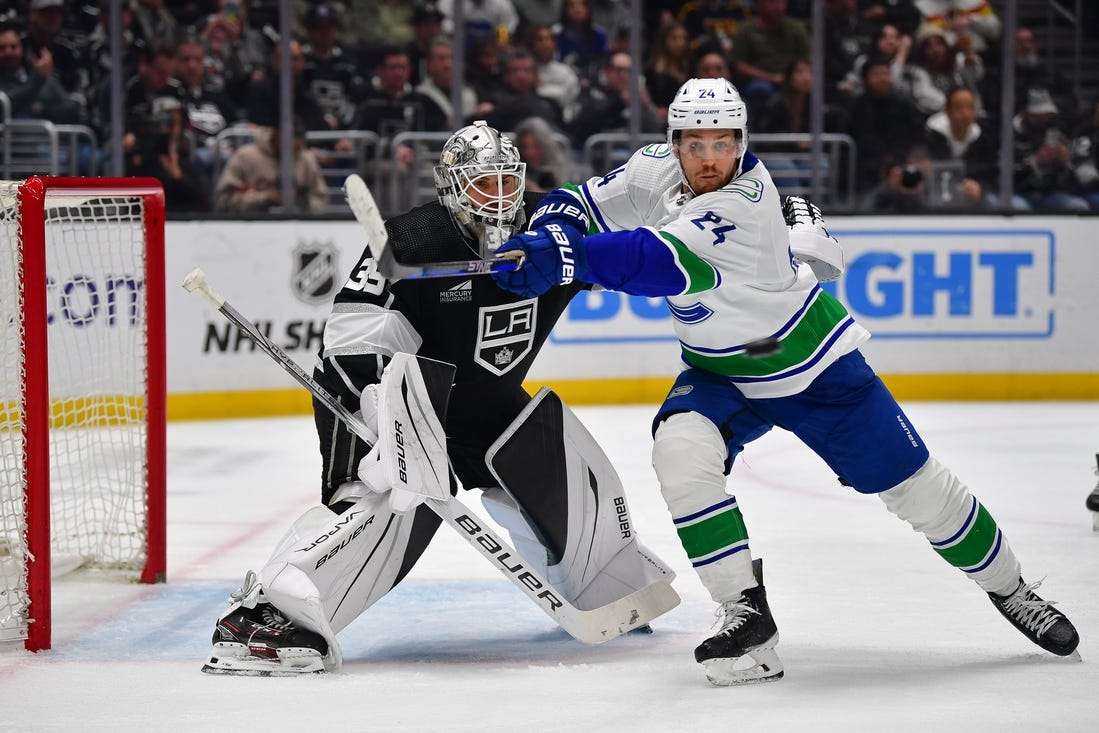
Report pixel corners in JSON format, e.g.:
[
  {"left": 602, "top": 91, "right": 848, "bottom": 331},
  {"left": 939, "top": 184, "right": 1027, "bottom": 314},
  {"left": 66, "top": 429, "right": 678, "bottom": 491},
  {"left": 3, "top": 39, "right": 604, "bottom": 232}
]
[{"left": 0, "top": 177, "right": 166, "bottom": 652}]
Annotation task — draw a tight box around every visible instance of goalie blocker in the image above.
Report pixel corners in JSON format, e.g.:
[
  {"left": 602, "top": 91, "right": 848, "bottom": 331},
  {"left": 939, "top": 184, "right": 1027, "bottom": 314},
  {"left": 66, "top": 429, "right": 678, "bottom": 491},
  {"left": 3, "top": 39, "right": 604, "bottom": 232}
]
[{"left": 203, "top": 357, "right": 677, "bottom": 675}]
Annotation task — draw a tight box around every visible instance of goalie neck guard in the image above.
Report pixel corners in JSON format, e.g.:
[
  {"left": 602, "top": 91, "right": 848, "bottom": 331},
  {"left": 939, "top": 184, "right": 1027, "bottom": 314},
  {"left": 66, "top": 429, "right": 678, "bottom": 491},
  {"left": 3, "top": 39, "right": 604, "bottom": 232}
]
[
  {"left": 434, "top": 120, "right": 527, "bottom": 258},
  {"left": 666, "top": 78, "right": 750, "bottom": 191}
]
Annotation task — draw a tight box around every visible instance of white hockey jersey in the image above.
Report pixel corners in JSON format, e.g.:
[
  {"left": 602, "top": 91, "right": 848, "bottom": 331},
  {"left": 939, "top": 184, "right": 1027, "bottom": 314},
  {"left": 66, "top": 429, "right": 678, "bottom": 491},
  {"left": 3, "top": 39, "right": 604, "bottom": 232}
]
[{"left": 547, "top": 143, "right": 870, "bottom": 399}]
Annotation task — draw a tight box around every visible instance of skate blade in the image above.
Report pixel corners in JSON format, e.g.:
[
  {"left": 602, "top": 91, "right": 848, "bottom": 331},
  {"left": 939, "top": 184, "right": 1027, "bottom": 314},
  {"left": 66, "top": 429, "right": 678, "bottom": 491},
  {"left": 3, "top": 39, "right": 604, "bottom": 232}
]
[
  {"left": 1092, "top": 511, "right": 1098, "bottom": 532},
  {"left": 201, "top": 642, "right": 326, "bottom": 676},
  {"left": 701, "top": 646, "right": 784, "bottom": 687}
]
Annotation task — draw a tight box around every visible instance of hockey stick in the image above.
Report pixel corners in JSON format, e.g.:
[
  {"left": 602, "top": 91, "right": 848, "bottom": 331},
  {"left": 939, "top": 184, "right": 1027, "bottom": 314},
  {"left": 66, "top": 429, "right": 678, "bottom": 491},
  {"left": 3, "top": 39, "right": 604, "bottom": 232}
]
[
  {"left": 182, "top": 268, "right": 678, "bottom": 644},
  {"left": 343, "top": 173, "right": 522, "bottom": 281}
]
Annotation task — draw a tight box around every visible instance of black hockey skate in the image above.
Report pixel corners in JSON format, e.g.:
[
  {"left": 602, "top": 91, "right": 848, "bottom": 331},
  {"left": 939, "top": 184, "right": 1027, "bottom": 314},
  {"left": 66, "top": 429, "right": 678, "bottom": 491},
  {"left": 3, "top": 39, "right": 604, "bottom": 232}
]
[
  {"left": 988, "top": 578, "right": 1080, "bottom": 657},
  {"left": 202, "top": 573, "right": 329, "bottom": 676},
  {"left": 694, "top": 559, "right": 783, "bottom": 686},
  {"left": 1088, "top": 454, "right": 1099, "bottom": 531}
]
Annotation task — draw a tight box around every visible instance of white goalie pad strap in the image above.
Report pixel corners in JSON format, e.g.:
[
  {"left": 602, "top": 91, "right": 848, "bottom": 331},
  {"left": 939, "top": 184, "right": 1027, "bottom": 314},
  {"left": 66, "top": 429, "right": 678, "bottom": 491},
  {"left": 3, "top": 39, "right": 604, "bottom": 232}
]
[
  {"left": 374, "top": 353, "right": 453, "bottom": 513},
  {"left": 487, "top": 388, "right": 675, "bottom": 611},
  {"left": 258, "top": 492, "right": 418, "bottom": 670}
]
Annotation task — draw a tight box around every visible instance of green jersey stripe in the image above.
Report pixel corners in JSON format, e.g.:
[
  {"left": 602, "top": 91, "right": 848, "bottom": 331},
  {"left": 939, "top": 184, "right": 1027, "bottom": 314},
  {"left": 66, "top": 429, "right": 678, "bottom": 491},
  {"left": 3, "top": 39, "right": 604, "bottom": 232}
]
[{"left": 680, "top": 290, "right": 852, "bottom": 377}]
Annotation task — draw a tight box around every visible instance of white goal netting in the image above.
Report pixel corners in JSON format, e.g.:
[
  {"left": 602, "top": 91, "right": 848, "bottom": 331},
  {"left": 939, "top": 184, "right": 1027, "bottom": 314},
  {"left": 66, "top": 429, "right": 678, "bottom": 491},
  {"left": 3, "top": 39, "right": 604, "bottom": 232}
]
[{"left": 0, "top": 180, "right": 155, "bottom": 645}]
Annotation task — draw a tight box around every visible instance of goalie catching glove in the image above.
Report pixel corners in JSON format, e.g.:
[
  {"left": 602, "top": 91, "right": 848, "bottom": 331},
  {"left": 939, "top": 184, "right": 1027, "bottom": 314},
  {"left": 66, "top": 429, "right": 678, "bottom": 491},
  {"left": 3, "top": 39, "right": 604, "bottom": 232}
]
[{"left": 783, "top": 196, "right": 845, "bottom": 283}]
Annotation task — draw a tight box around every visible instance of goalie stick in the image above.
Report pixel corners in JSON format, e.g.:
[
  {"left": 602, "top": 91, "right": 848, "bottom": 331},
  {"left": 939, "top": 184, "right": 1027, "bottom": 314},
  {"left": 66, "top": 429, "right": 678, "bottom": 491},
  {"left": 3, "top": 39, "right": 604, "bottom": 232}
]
[
  {"left": 343, "top": 173, "right": 523, "bottom": 281},
  {"left": 182, "top": 267, "right": 678, "bottom": 644}
]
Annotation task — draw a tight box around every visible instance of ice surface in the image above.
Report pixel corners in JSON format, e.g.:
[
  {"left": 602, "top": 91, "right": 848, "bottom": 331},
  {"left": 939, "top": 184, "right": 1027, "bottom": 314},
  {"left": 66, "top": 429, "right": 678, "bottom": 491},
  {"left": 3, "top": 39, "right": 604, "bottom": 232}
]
[{"left": 2, "top": 402, "right": 1096, "bottom": 732}]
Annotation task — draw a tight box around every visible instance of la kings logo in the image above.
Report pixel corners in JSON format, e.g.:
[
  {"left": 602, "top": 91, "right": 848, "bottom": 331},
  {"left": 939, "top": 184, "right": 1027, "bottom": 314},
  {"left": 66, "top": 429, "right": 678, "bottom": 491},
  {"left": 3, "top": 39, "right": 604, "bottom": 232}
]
[
  {"left": 474, "top": 300, "right": 536, "bottom": 376},
  {"left": 291, "top": 240, "right": 339, "bottom": 304}
]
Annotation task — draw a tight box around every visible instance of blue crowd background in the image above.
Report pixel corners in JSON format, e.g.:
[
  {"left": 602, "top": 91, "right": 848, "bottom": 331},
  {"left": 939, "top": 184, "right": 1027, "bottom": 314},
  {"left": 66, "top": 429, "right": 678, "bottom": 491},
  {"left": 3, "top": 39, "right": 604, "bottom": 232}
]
[{"left": 1, "top": 0, "right": 1097, "bottom": 216}]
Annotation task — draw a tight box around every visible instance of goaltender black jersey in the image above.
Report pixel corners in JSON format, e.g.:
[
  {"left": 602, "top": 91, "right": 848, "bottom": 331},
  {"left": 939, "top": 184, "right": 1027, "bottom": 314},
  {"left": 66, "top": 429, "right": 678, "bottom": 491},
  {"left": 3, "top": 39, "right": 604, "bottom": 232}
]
[{"left": 313, "top": 192, "right": 588, "bottom": 501}]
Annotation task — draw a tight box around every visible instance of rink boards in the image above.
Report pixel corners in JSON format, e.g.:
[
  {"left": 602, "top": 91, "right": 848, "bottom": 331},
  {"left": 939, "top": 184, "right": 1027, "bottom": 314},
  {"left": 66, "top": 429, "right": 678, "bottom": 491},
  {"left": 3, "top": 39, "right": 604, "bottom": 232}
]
[{"left": 161, "top": 216, "right": 1099, "bottom": 419}]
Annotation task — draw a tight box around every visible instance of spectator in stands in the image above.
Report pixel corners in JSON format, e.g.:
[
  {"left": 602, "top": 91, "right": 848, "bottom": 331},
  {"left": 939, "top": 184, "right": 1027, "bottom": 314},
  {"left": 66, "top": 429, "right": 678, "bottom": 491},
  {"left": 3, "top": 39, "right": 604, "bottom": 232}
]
[
  {"left": 133, "top": 0, "right": 180, "bottom": 47},
  {"left": 350, "top": 0, "right": 415, "bottom": 64},
  {"left": 465, "top": 34, "right": 503, "bottom": 102},
  {"left": 984, "top": 26, "right": 1078, "bottom": 125},
  {"left": 730, "top": 0, "right": 811, "bottom": 117},
  {"left": 1012, "top": 88, "right": 1091, "bottom": 212},
  {"left": 860, "top": 144, "right": 935, "bottom": 212},
  {"left": 588, "top": 0, "right": 633, "bottom": 48},
  {"left": 124, "top": 95, "right": 211, "bottom": 212},
  {"left": 199, "top": 0, "right": 270, "bottom": 104},
  {"left": 847, "top": 55, "right": 925, "bottom": 195},
  {"left": 21, "top": 0, "right": 87, "bottom": 116},
  {"left": 301, "top": 3, "right": 364, "bottom": 131},
  {"left": 555, "top": 0, "right": 608, "bottom": 83},
  {"left": 247, "top": 39, "right": 326, "bottom": 132},
  {"left": 514, "top": 116, "right": 577, "bottom": 191},
  {"left": 914, "top": 0, "right": 1001, "bottom": 55},
  {"left": 481, "top": 48, "right": 563, "bottom": 134},
  {"left": 405, "top": 3, "right": 445, "bottom": 86},
  {"left": 438, "top": 0, "right": 519, "bottom": 45},
  {"left": 410, "top": 36, "right": 480, "bottom": 131},
  {"left": 512, "top": 0, "right": 563, "bottom": 32},
  {"left": 123, "top": 41, "right": 187, "bottom": 158},
  {"left": 644, "top": 20, "right": 693, "bottom": 115},
  {"left": 524, "top": 24, "right": 581, "bottom": 126},
  {"left": 567, "top": 50, "right": 661, "bottom": 147},
  {"left": 0, "top": 19, "right": 82, "bottom": 123},
  {"left": 351, "top": 45, "right": 422, "bottom": 138},
  {"left": 676, "top": 0, "right": 751, "bottom": 57},
  {"left": 858, "top": 0, "right": 923, "bottom": 37},
  {"left": 911, "top": 22, "right": 983, "bottom": 117},
  {"left": 1070, "top": 97, "right": 1099, "bottom": 210},
  {"left": 695, "top": 49, "right": 733, "bottom": 81},
  {"left": 922, "top": 85, "right": 1014, "bottom": 210},
  {"left": 757, "top": 57, "right": 845, "bottom": 196},
  {"left": 84, "top": 0, "right": 143, "bottom": 138},
  {"left": 174, "top": 33, "right": 239, "bottom": 183},
  {"left": 215, "top": 116, "right": 328, "bottom": 213},
  {"left": 822, "top": 0, "right": 877, "bottom": 107},
  {"left": 842, "top": 23, "right": 944, "bottom": 117}
]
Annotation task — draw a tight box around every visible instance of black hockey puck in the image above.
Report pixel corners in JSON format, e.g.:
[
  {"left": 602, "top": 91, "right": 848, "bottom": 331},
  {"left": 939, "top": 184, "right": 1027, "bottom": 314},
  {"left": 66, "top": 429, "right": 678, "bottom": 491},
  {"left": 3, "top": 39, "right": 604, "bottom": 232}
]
[{"left": 743, "top": 337, "right": 781, "bottom": 359}]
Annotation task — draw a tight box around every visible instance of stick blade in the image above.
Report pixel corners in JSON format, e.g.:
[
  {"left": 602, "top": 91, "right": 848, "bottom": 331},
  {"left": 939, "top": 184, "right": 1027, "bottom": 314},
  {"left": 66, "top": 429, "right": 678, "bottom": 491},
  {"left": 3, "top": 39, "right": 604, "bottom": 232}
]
[
  {"left": 568, "top": 581, "right": 681, "bottom": 645},
  {"left": 344, "top": 174, "right": 388, "bottom": 262}
]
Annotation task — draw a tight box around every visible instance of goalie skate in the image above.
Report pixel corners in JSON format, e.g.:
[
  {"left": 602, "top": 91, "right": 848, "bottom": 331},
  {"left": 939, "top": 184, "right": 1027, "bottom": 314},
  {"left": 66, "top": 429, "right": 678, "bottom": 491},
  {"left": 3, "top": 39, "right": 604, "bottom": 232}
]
[
  {"left": 202, "top": 573, "right": 329, "bottom": 676},
  {"left": 694, "top": 559, "right": 783, "bottom": 686}
]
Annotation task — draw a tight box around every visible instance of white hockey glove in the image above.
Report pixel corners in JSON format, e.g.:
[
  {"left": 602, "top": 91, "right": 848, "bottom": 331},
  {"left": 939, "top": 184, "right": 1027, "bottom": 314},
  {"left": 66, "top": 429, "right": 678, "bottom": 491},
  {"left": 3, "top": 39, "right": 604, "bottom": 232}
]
[{"left": 783, "top": 196, "right": 845, "bottom": 283}]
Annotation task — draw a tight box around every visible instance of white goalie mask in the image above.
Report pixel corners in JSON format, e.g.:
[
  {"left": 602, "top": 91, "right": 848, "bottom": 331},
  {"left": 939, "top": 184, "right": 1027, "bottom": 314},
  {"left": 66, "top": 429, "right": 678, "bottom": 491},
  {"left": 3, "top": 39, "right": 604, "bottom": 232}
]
[
  {"left": 666, "top": 78, "right": 750, "bottom": 189},
  {"left": 434, "top": 120, "right": 527, "bottom": 257}
]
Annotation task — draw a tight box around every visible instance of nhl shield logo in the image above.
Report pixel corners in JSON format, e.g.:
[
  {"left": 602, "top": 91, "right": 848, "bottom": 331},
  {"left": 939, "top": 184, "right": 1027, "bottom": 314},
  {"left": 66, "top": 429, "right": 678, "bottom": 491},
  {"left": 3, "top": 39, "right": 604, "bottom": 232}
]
[
  {"left": 291, "top": 240, "right": 339, "bottom": 304},
  {"left": 475, "top": 300, "right": 537, "bottom": 376}
]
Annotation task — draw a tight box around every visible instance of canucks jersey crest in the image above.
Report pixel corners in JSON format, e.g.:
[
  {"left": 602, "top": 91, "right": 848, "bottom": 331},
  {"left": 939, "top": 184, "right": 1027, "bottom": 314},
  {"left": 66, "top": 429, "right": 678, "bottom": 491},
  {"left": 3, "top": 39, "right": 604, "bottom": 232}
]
[{"left": 475, "top": 300, "right": 537, "bottom": 376}]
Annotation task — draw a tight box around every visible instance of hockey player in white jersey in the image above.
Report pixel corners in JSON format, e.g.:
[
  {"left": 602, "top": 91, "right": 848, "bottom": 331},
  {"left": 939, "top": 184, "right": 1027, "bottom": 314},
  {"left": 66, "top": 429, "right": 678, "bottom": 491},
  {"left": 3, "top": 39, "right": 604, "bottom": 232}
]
[{"left": 492, "top": 77, "right": 1080, "bottom": 685}]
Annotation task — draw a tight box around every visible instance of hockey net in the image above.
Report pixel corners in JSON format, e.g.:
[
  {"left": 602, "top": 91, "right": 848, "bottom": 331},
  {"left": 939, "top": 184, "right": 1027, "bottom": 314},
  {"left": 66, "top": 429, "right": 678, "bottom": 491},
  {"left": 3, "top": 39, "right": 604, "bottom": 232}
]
[{"left": 0, "top": 177, "right": 166, "bottom": 652}]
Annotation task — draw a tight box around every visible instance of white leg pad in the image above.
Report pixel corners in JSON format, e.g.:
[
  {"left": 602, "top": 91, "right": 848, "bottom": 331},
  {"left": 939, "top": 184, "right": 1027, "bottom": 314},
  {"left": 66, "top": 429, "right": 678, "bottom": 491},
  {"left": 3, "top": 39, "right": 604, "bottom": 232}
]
[
  {"left": 258, "top": 491, "right": 421, "bottom": 670},
  {"left": 653, "top": 411, "right": 756, "bottom": 602},
  {"left": 878, "top": 456, "right": 1021, "bottom": 595},
  {"left": 481, "top": 487, "right": 552, "bottom": 578},
  {"left": 485, "top": 389, "right": 677, "bottom": 613}
]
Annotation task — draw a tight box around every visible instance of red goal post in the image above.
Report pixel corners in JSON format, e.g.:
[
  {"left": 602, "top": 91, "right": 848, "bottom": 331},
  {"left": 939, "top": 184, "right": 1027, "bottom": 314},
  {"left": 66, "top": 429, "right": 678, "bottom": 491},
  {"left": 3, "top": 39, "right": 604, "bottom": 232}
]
[{"left": 0, "top": 177, "right": 166, "bottom": 652}]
